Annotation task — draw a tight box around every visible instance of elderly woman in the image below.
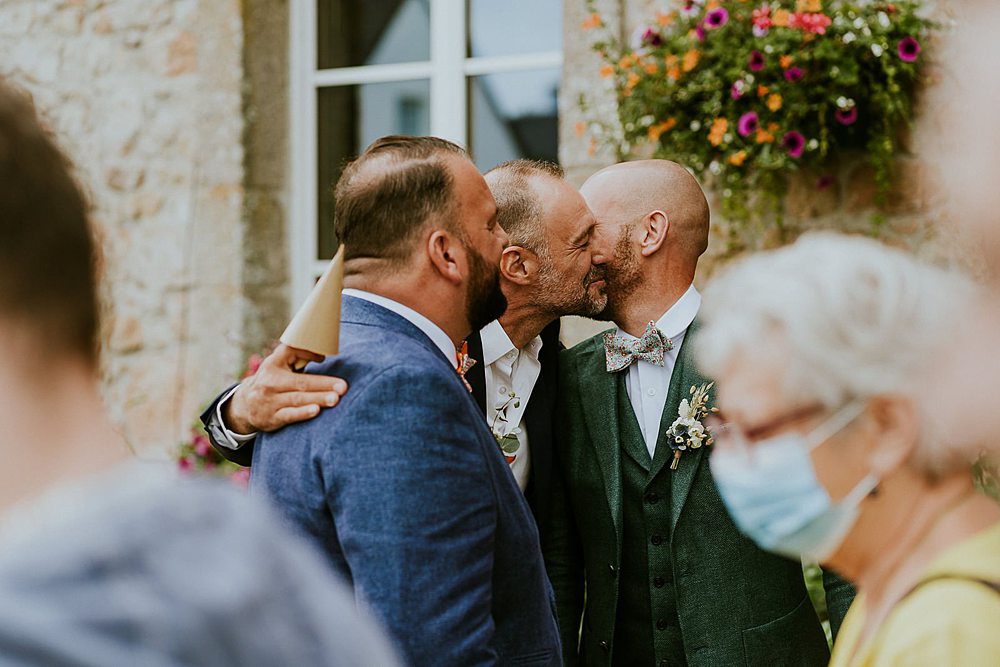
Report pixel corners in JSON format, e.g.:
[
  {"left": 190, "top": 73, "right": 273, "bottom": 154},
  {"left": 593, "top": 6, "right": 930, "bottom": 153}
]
[{"left": 695, "top": 232, "right": 1000, "bottom": 666}]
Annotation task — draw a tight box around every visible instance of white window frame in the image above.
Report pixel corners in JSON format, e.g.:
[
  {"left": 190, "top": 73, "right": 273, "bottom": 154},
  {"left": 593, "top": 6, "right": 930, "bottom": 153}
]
[{"left": 288, "top": 0, "right": 563, "bottom": 307}]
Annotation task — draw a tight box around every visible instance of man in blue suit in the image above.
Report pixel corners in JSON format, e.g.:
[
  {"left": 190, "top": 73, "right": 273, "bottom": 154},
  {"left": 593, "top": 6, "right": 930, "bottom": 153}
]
[{"left": 250, "top": 136, "right": 562, "bottom": 666}]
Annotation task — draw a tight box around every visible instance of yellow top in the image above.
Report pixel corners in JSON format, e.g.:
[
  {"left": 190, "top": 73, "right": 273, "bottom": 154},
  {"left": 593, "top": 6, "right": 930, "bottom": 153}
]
[{"left": 829, "top": 522, "right": 1000, "bottom": 667}]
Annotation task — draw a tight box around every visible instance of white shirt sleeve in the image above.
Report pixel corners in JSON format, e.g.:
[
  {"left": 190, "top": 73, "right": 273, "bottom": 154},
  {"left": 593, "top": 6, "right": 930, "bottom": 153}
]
[{"left": 213, "top": 385, "right": 258, "bottom": 450}]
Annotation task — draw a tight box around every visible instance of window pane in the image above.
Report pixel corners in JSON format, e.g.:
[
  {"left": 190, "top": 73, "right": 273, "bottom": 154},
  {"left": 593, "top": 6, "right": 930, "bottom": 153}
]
[
  {"left": 317, "top": 80, "right": 431, "bottom": 258},
  {"left": 317, "top": 0, "right": 430, "bottom": 69},
  {"left": 467, "top": 0, "right": 561, "bottom": 58},
  {"left": 468, "top": 68, "right": 559, "bottom": 172}
]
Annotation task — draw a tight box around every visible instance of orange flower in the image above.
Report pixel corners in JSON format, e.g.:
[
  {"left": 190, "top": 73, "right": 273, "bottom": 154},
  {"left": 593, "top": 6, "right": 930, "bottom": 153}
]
[
  {"left": 757, "top": 85, "right": 770, "bottom": 98},
  {"left": 599, "top": 64, "right": 615, "bottom": 78},
  {"left": 780, "top": 54, "right": 794, "bottom": 69},
  {"left": 796, "top": 0, "right": 822, "bottom": 11},
  {"left": 644, "top": 61, "right": 659, "bottom": 75},
  {"left": 708, "top": 117, "right": 728, "bottom": 146},
  {"left": 755, "top": 129, "right": 775, "bottom": 144},
  {"left": 682, "top": 49, "right": 701, "bottom": 72},
  {"left": 667, "top": 66, "right": 681, "bottom": 81},
  {"left": 648, "top": 118, "right": 678, "bottom": 142},
  {"left": 767, "top": 93, "right": 783, "bottom": 111},
  {"left": 706, "top": 0, "right": 721, "bottom": 9},
  {"left": 575, "top": 121, "right": 587, "bottom": 138},
  {"left": 728, "top": 150, "right": 748, "bottom": 166},
  {"left": 618, "top": 54, "right": 635, "bottom": 69},
  {"left": 625, "top": 72, "right": 640, "bottom": 91},
  {"left": 655, "top": 10, "right": 676, "bottom": 27},
  {"left": 773, "top": 9, "right": 790, "bottom": 26},
  {"left": 768, "top": 122, "right": 780, "bottom": 131},
  {"left": 588, "top": 138, "right": 597, "bottom": 156},
  {"left": 580, "top": 12, "right": 603, "bottom": 30}
]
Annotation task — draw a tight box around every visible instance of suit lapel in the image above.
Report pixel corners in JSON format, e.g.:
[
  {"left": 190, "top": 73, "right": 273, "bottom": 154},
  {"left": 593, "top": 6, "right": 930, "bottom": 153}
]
[
  {"left": 578, "top": 340, "right": 624, "bottom": 544},
  {"left": 465, "top": 332, "right": 488, "bottom": 417},
  {"left": 666, "top": 320, "right": 712, "bottom": 532}
]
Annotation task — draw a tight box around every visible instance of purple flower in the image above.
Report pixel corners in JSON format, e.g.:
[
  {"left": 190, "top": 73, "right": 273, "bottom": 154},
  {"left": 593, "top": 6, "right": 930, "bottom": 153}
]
[
  {"left": 731, "top": 81, "right": 745, "bottom": 100},
  {"left": 835, "top": 107, "right": 858, "bottom": 125},
  {"left": 737, "top": 112, "right": 759, "bottom": 137},
  {"left": 784, "top": 66, "right": 804, "bottom": 82},
  {"left": 642, "top": 27, "right": 663, "bottom": 47},
  {"left": 748, "top": 50, "right": 765, "bottom": 72},
  {"left": 705, "top": 8, "right": 729, "bottom": 29},
  {"left": 897, "top": 36, "right": 921, "bottom": 62},
  {"left": 782, "top": 131, "right": 806, "bottom": 158},
  {"left": 695, "top": 24, "right": 706, "bottom": 41}
]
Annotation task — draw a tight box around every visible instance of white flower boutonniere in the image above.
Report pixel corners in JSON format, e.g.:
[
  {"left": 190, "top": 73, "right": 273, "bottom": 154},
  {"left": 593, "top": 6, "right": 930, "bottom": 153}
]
[{"left": 666, "top": 382, "right": 718, "bottom": 470}]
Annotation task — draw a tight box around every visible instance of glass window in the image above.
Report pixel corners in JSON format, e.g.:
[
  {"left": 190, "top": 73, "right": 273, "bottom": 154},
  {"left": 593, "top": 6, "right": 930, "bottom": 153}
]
[
  {"left": 317, "top": 80, "right": 431, "bottom": 258},
  {"left": 468, "top": 68, "right": 559, "bottom": 171},
  {"left": 317, "top": 0, "right": 430, "bottom": 69},
  {"left": 467, "top": 0, "right": 562, "bottom": 58}
]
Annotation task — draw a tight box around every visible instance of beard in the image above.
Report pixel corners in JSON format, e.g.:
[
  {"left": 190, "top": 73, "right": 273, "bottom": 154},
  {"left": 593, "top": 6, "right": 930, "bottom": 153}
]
[
  {"left": 465, "top": 242, "right": 509, "bottom": 332},
  {"left": 536, "top": 260, "right": 608, "bottom": 318},
  {"left": 597, "top": 224, "right": 643, "bottom": 323}
]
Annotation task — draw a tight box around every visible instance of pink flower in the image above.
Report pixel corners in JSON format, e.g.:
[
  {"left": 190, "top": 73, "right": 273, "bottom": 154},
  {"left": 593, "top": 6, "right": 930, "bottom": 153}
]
[
  {"left": 704, "top": 8, "right": 729, "bottom": 29},
  {"left": 243, "top": 354, "right": 264, "bottom": 378},
  {"left": 789, "top": 12, "right": 832, "bottom": 35},
  {"left": 695, "top": 24, "right": 706, "bottom": 41},
  {"left": 752, "top": 6, "right": 772, "bottom": 33},
  {"left": 784, "top": 66, "right": 804, "bottom": 82},
  {"left": 835, "top": 107, "right": 858, "bottom": 125},
  {"left": 737, "top": 112, "right": 759, "bottom": 137},
  {"left": 748, "top": 50, "right": 765, "bottom": 72},
  {"left": 193, "top": 434, "right": 211, "bottom": 457},
  {"left": 731, "top": 81, "right": 745, "bottom": 100},
  {"left": 178, "top": 457, "right": 193, "bottom": 472},
  {"left": 897, "top": 36, "right": 921, "bottom": 62},
  {"left": 782, "top": 131, "right": 806, "bottom": 158}
]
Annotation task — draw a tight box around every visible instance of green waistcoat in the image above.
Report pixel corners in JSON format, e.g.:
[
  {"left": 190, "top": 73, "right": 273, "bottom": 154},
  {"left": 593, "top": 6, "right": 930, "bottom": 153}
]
[
  {"left": 544, "top": 320, "right": 855, "bottom": 667},
  {"left": 614, "top": 373, "right": 686, "bottom": 666}
]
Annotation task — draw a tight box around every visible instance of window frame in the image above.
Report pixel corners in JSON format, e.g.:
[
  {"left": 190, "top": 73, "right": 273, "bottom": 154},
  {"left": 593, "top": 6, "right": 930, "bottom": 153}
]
[{"left": 288, "top": 0, "right": 563, "bottom": 306}]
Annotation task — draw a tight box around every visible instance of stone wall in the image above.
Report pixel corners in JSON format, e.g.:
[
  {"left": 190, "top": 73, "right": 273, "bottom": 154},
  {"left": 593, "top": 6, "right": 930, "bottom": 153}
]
[
  {"left": 558, "top": 0, "right": 963, "bottom": 346},
  {"left": 1, "top": 0, "right": 256, "bottom": 459}
]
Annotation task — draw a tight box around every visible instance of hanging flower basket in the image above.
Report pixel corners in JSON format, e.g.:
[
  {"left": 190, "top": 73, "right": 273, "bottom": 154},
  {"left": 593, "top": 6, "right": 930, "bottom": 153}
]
[{"left": 580, "top": 0, "right": 934, "bottom": 239}]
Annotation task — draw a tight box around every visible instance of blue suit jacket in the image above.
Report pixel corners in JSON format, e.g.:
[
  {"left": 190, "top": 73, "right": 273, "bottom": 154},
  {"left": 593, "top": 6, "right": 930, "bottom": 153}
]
[{"left": 251, "top": 296, "right": 561, "bottom": 666}]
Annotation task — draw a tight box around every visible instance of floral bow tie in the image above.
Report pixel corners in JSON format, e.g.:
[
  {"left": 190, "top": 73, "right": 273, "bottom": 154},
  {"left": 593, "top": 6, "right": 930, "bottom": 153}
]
[{"left": 603, "top": 321, "right": 674, "bottom": 373}]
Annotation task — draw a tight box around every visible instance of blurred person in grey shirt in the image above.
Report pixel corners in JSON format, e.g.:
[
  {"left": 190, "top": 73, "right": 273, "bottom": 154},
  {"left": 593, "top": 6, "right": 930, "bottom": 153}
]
[{"left": 0, "top": 78, "right": 398, "bottom": 666}]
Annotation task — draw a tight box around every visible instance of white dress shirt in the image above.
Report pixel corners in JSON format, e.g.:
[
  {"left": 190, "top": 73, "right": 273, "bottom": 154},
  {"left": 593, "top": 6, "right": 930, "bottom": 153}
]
[
  {"left": 617, "top": 285, "right": 702, "bottom": 457},
  {"left": 479, "top": 320, "right": 543, "bottom": 492},
  {"left": 215, "top": 289, "right": 458, "bottom": 449}
]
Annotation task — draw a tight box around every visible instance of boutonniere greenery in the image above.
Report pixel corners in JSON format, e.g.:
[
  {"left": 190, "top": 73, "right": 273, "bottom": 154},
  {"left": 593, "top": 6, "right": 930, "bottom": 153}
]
[
  {"left": 666, "top": 382, "right": 718, "bottom": 470},
  {"left": 491, "top": 392, "right": 521, "bottom": 465}
]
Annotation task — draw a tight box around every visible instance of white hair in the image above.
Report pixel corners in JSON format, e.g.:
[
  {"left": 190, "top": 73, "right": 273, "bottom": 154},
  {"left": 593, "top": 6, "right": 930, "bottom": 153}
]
[{"left": 696, "top": 232, "right": 981, "bottom": 475}]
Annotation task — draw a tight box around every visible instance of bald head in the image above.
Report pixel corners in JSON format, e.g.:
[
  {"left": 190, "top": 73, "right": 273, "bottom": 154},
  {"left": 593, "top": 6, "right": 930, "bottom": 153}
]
[{"left": 581, "top": 159, "right": 710, "bottom": 264}]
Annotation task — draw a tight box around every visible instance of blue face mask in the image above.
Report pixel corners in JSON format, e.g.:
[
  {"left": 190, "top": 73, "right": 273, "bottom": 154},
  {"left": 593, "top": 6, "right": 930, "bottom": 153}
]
[{"left": 710, "top": 401, "right": 878, "bottom": 564}]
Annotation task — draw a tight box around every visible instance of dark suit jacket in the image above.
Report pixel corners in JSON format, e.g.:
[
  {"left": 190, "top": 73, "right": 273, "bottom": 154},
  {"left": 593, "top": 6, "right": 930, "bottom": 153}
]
[
  {"left": 251, "top": 296, "right": 561, "bottom": 666},
  {"left": 465, "top": 320, "right": 561, "bottom": 533},
  {"left": 201, "top": 320, "right": 563, "bottom": 533},
  {"left": 544, "top": 321, "right": 855, "bottom": 666}
]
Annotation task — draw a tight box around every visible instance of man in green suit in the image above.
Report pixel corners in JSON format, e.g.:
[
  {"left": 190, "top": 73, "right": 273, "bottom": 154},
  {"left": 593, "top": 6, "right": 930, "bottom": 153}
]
[{"left": 544, "top": 160, "right": 854, "bottom": 666}]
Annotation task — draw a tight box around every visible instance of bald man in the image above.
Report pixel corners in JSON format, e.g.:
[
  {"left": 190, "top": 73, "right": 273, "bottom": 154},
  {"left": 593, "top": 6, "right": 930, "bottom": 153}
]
[{"left": 544, "top": 160, "right": 855, "bottom": 666}]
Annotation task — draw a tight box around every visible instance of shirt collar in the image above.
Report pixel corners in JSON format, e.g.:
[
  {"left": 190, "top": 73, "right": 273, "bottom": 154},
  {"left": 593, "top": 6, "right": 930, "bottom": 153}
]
[
  {"left": 617, "top": 284, "right": 702, "bottom": 341},
  {"left": 479, "top": 319, "right": 544, "bottom": 367},
  {"left": 343, "top": 289, "right": 458, "bottom": 369}
]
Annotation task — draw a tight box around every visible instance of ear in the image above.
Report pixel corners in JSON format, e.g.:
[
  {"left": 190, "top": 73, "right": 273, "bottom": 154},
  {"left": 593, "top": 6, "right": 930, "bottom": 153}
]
[
  {"left": 639, "top": 210, "right": 669, "bottom": 258},
  {"left": 426, "top": 229, "right": 464, "bottom": 286},
  {"left": 499, "top": 246, "right": 536, "bottom": 286},
  {"left": 864, "top": 396, "right": 919, "bottom": 476}
]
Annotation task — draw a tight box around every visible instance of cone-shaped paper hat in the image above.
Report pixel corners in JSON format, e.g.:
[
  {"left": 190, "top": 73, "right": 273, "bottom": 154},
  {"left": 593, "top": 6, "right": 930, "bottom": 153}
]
[{"left": 280, "top": 245, "right": 344, "bottom": 357}]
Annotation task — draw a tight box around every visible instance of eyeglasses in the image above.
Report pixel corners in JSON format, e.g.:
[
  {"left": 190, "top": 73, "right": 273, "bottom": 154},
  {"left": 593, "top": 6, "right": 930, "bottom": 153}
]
[{"left": 705, "top": 404, "right": 827, "bottom": 454}]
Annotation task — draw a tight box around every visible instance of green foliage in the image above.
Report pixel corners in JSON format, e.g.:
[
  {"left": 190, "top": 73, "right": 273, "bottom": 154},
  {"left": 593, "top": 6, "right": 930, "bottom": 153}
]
[{"left": 581, "top": 0, "right": 934, "bottom": 241}]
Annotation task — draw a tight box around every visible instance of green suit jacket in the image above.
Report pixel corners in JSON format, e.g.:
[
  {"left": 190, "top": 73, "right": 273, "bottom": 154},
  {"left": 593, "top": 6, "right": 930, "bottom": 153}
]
[{"left": 544, "top": 321, "right": 854, "bottom": 666}]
